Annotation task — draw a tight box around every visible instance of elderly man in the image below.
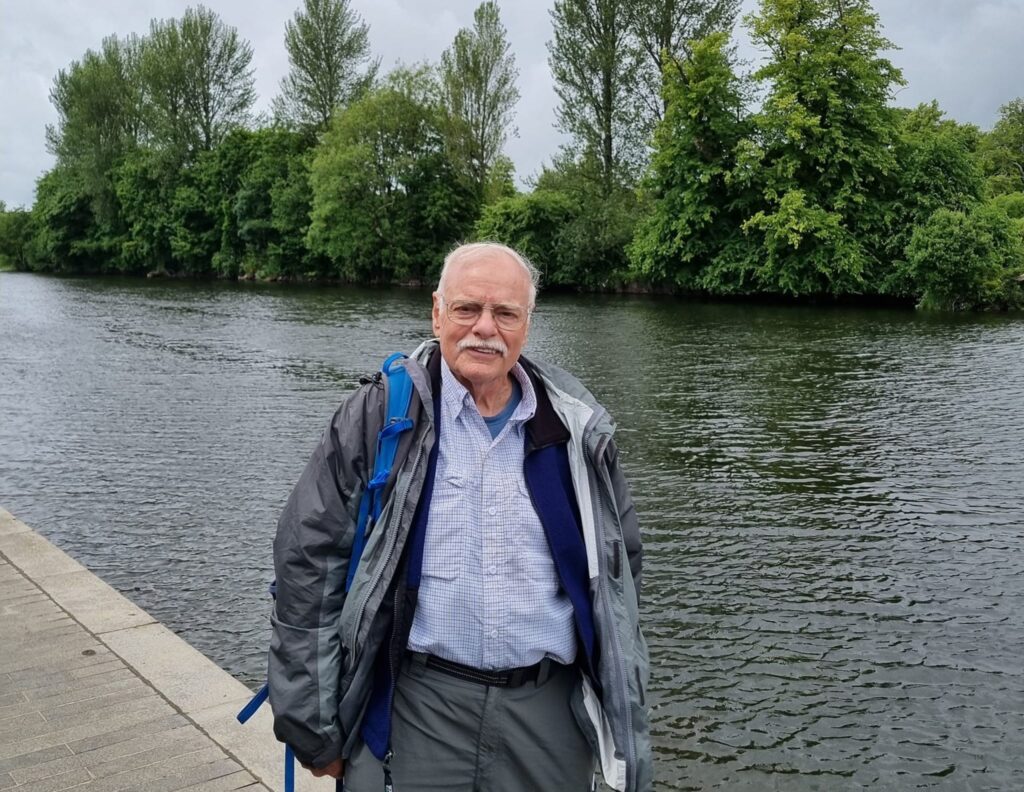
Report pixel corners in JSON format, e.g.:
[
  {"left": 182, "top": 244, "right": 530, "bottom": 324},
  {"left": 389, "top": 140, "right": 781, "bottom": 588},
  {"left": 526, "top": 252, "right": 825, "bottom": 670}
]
[{"left": 268, "top": 242, "right": 650, "bottom": 792}]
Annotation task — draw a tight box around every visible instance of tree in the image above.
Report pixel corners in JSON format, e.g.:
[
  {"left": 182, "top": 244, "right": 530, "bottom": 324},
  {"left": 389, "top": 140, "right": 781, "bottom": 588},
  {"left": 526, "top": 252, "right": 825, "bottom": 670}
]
[
  {"left": 980, "top": 98, "right": 1024, "bottom": 197},
  {"left": 629, "top": 31, "right": 752, "bottom": 289},
  {"left": 548, "top": 0, "right": 646, "bottom": 192},
  {"left": 273, "top": 0, "right": 378, "bottom": 131},
  {"left": 0, "top": 205, "right": 36, "bottom": 271},
  {"left": 875, "top": 103, "right": 984, "bottom": 295},
  {"left": 30, "top": 167, "right": 109, "bottom": 273},
  {"left": 144, "top": 6, "right": 255, "bottom": 158},
  {"left": 45, "top": 34, "right": 146, "bottom": 229},
  {"left": 439, "top": 1, "right": 520, "bottom": 201},
  {"left": 902, "top": 205, "right": 1024, "bottom": 311},
  {"left": 474, "top": 191, "right": 578, "bottom": 283},
  {"left": 307, "top": 67, "right": 476, "bottom": 284},
  {"left": 740, "top": 0, "right": 905, "bottom": 296},
  {"left": 626, "top": 0, "right": 741, "bottom": 126}
]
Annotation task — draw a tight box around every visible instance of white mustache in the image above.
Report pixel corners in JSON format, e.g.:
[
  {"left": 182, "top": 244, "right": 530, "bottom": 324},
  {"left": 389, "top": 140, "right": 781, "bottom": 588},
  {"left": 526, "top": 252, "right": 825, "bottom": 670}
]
[{"left": 457, "top": 338, "right": 508, "bottom": 356}]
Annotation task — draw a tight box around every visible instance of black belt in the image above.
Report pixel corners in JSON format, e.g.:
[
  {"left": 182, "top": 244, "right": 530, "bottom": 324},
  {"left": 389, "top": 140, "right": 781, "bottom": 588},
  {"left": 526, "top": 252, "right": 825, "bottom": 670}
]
[{"left": 418, "top": 653, "right": 555, "bottom": 688}]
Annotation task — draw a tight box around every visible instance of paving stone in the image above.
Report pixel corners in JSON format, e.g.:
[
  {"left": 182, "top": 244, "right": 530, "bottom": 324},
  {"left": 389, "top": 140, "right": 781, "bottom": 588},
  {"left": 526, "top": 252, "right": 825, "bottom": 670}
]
[
  {"left": 67, "top": 713, "right": 189, "bottom": 755},
  {"left": 121, "top": 756, "right": 244, "bottom": 792},
  {"left": 86, "top": 731, "right": 214, "bottom": 780},
  {"left": 0, "top": 744, "right": 73, "bottom": 776},
  {"left": 0, "top": 660, "right": 123, "bottom": 697},
  {"left": 11, "top": 767, "right": 92, "bottom": 792},
  {"left": 177, "top": 770, "right": 264, "bottom": 792},
  {"left": 0, "top": 690, "right": 26, "bottom": 708},
  {"left": 37, "top": 680, "right": 154, "bottom": 720},
  {"left": 0, "top": 531, "right": 87, "bottom": 580},
  {"left": 42, "top": 569, "right": 156, "bottom": 635},
  {"left": 79, "top": 748, "right": 233, "bottom": 792},
  {"left": 31, "top": 676, "right": 148, "bottom": 714},
  {"left": 0, "top": 698, "right": 42, "bottom": 725},
  {"left": 0, "top": 703, "right": 176, "bottom": 762}
]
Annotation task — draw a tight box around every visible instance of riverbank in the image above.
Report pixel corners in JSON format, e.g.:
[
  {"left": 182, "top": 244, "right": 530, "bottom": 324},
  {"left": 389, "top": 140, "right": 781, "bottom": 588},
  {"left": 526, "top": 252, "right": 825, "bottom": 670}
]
[{"left": 0, "top": 507, "right": 332, "bottom": 792}]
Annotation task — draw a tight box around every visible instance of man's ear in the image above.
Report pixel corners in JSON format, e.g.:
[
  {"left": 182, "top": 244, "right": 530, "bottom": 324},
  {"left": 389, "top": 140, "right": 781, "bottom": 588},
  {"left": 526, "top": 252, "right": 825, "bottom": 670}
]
[{"left": 431, "top": 293, "right": 442, "bottom": 336}]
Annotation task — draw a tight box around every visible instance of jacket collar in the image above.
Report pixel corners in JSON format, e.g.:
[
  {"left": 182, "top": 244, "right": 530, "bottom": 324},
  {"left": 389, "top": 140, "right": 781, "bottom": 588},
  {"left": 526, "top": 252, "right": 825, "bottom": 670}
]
[{"left": 423, "top": 345, "right": 569, "bottom": 451}]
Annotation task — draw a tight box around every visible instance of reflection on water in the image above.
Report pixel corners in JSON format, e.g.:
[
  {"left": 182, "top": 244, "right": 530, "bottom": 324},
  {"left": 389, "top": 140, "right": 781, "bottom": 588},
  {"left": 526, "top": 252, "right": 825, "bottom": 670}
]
[{"left": 2, "top": 273, "right": 1023, "bottom": 790}]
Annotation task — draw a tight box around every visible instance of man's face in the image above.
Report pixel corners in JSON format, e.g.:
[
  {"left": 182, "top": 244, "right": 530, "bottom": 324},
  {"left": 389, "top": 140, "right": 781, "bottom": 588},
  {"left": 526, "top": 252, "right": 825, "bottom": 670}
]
[{"left": 432, "top": 252, "right": 531, "bottom": 396}]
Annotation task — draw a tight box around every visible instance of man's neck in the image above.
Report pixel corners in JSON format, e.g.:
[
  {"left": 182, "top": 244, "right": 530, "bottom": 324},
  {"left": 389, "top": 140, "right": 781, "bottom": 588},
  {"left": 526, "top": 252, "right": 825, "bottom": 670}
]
[{"left": 467, "top": 374, "right": 514, "bottom": 418}]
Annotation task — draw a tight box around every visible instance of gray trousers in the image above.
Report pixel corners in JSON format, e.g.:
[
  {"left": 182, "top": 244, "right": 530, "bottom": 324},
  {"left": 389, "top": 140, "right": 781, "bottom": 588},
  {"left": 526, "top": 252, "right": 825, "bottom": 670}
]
[{"left": 343, "top": 653, "right": 595, "bottom": 792}]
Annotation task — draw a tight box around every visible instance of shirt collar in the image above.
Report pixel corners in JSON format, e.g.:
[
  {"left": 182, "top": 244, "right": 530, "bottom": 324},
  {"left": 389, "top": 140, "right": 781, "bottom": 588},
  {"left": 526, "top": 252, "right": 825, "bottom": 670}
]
[{"left": 440, "top": 356, "right": 537, "bottom": 424}]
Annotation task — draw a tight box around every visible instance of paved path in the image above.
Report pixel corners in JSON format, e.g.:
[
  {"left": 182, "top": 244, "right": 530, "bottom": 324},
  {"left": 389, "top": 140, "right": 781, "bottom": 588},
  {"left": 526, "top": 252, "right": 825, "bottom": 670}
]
[{"left": 0, "top": 508, "right": 332, "bottom": 792}]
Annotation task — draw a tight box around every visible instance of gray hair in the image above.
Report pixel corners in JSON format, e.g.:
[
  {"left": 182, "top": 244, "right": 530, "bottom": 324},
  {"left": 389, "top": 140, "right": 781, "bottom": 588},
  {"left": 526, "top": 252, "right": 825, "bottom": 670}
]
[{"left": 436, "top": 242, "right": 541, "bottom": 309}]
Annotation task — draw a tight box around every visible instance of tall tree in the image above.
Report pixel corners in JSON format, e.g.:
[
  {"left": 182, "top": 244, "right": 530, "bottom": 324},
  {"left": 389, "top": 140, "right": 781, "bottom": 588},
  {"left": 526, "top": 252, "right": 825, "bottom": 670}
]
[
  {"left": 307, "top": 67, "right": 476, "bottom": 283},
  {"left": 273, "top": 0, "right": 378, "bottom": 131},
  {"left": 741, "top": 0, "right": 905, "bottom": 295},
  {"left": 626, "top": 0, "right": 741, "bottom": 124},
  {"left": 439, "top": 1, "right": 520, "bottom": 201},
  {"left": 548, "top": 0, "right": 646, "bottom": 192},
  {"left": 629, "top": 31, "right": 752, "bottom": 289},
  {"left": 144, "top": 5, "right": 255, "bottom": 158},
  {"left": 46, "top": 34, "right": 146, "bottom": 222}
]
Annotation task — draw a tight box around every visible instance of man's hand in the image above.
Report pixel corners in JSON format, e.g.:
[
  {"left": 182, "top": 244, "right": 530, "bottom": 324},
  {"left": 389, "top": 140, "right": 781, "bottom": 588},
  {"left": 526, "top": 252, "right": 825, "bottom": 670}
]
[{"left": 301, "top": 758, "right": 344, "bottom": 780}]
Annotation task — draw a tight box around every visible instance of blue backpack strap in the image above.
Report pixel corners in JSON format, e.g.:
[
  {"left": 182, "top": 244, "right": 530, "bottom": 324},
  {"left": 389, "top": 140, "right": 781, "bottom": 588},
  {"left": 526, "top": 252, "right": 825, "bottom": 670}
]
[
  {"left": 345, "top": 353, "right": 415, "bottom": 592},
  {"left": 240, "top": 353, "right": 416, "bottom": 792}
]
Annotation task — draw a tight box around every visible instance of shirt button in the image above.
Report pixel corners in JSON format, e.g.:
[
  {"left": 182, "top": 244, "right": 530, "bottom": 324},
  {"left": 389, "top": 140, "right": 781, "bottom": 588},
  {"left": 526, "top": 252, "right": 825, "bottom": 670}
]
[
  {"left": 488, "top": 565, "right": 497, "bottom": 575},
  {"left": 487, "top": 506, "right": 497, "bottom": 516},
  {"left": 489, "top": 629, "right": 498, "bottom": 638}
]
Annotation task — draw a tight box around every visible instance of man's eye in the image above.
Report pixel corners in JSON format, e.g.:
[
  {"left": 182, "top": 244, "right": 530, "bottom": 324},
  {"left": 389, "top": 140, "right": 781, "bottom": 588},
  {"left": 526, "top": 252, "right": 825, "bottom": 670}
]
[
  {"left": 452, "top": 303, "right": 480, "bottom": 318},
  {"left": 495, "top": 309, "right": 520, "bottom": 321}
]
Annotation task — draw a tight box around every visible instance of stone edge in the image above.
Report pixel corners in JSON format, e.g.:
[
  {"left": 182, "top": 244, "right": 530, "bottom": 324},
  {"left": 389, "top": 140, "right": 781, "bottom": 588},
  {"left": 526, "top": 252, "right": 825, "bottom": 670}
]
[{"left": 0, "top": 506, "right": 334, "bottom": 792}]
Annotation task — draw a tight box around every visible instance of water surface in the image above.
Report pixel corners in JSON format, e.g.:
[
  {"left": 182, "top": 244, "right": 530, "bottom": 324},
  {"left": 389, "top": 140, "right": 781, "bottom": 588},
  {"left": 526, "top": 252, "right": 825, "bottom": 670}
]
[{"left": 2, "top": 273, "right": 1022, "bottom": 790}]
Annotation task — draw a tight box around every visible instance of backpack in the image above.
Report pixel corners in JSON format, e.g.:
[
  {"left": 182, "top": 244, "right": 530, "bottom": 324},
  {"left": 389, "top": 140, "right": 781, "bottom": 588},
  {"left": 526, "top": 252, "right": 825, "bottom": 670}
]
[{"left": 237, "top": 352, "right": 416, "bottom": 792}]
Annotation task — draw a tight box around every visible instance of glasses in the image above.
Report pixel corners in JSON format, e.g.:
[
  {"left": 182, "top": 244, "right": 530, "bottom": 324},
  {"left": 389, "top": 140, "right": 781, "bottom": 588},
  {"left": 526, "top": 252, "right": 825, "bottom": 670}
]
[{"left": 443, "top": 299, "right": 530, "bottom": 331}]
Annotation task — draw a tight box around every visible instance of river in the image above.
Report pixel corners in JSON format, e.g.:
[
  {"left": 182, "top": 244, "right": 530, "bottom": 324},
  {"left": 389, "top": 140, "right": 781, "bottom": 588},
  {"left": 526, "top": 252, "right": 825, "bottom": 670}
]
[{"left": 1, "top": 272, "right": 1022, "bottom": 790}]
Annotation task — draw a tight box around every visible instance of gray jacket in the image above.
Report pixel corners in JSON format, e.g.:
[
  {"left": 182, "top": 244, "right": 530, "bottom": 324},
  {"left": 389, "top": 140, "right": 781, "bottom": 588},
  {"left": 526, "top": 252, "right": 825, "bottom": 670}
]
[{"left": 269, "top": 340, "right": 651, "bottom": 791}]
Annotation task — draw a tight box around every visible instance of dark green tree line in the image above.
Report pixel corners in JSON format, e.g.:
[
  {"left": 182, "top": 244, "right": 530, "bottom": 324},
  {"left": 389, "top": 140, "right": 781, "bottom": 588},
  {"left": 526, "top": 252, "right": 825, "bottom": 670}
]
[{"left": 4, "top": 0, "right": 1023, "bottom": 311}]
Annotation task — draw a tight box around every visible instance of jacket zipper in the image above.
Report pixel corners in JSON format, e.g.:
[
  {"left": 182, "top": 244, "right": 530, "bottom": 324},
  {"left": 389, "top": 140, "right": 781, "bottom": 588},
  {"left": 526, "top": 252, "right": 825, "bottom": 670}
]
[{"left": 352, "top": 440, "right": 426, "bottom": 658}]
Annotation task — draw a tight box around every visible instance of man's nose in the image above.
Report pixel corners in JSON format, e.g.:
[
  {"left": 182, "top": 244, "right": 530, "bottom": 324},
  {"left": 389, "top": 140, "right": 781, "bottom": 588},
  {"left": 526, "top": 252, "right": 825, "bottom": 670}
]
[{"left": 471, "top": 306, "right": 498, "bottom": 335}]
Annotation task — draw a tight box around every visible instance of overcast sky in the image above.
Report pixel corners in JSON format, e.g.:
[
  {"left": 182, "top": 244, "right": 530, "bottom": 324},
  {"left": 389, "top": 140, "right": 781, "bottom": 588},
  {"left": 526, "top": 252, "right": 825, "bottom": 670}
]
[{"left": 2, "top": 0, "right": 1023, "bottom": 208}]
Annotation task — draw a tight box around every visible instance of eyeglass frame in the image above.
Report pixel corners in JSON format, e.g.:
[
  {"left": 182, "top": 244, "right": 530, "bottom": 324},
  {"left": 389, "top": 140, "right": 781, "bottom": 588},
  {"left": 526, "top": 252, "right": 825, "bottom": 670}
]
[{"left": 438, "top": 296, "right": 533, "bottom": 331}]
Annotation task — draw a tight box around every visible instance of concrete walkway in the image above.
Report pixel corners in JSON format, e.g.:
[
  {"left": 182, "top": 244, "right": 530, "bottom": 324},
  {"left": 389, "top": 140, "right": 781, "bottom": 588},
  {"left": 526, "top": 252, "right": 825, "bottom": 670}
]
[{"left": 0, "top": 508, "right": 333, "bottom": 792}]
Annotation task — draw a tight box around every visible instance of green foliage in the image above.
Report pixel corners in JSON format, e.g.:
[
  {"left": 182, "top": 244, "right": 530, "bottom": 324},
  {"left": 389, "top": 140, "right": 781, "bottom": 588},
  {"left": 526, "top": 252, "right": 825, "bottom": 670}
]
[
  {"left": 440, "top": 2, "right": 520, "bottom": 200},
  {"left": 29, "top": 168, "right": 116, "bottom": 273},
  {"left": 113, "top": 150, "right": 178, "bottom": 273},
  {"left": 0, "top": 206, "right": 36, "bottom": 271},
  {"left": 629, "top": 31, "right": 751, "bottom": 289},
  {"left": 988, "top": 192, "right": 1024, "bottom": 221},
  {"left": 902, "top": 205, "right": 1024, "bottom": 311},
  {"left": 626, "top": 0, "right": 742, "bottom": 127},
  {"left": 17, "top": 0, "right": 1024, "bottom": 311},
  {"left": 143, "top": 5, "right": 255, "bottom": 159},
  {"left": 874, "top": 103, "right": 984, "bottom": 295},
  {"left": 307, "top": 68, "right": 477, "bottom": 284},
  {"left": 45, "top": 34, "right": 146, "bottom": 231},
  {"left": 979, "top": 98, "right": 1024, "bottom": 197},
  {"left": 273, "top": 0, "right": 378, "bottom": 131},
  {"left": 474, "top": 191, "right": 577, "bottom": 282},
  {"left": 739, "top": 0, "right": 904, "bottom": 295},
  {"left": 548, "top": 0, "right": 646, "bottom": 191},
  {"left": 527, "top": 153, "right": 641, "bottom": 288}
]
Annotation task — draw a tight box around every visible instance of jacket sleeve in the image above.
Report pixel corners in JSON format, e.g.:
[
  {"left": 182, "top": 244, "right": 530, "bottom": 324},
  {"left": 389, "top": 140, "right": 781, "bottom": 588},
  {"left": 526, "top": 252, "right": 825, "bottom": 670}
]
[
  {"left": 605, "top": 439, "right": 642, "bottom": 600},
  {"left": 267, "top": 383, "right": 381, "bottom": 768}
]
